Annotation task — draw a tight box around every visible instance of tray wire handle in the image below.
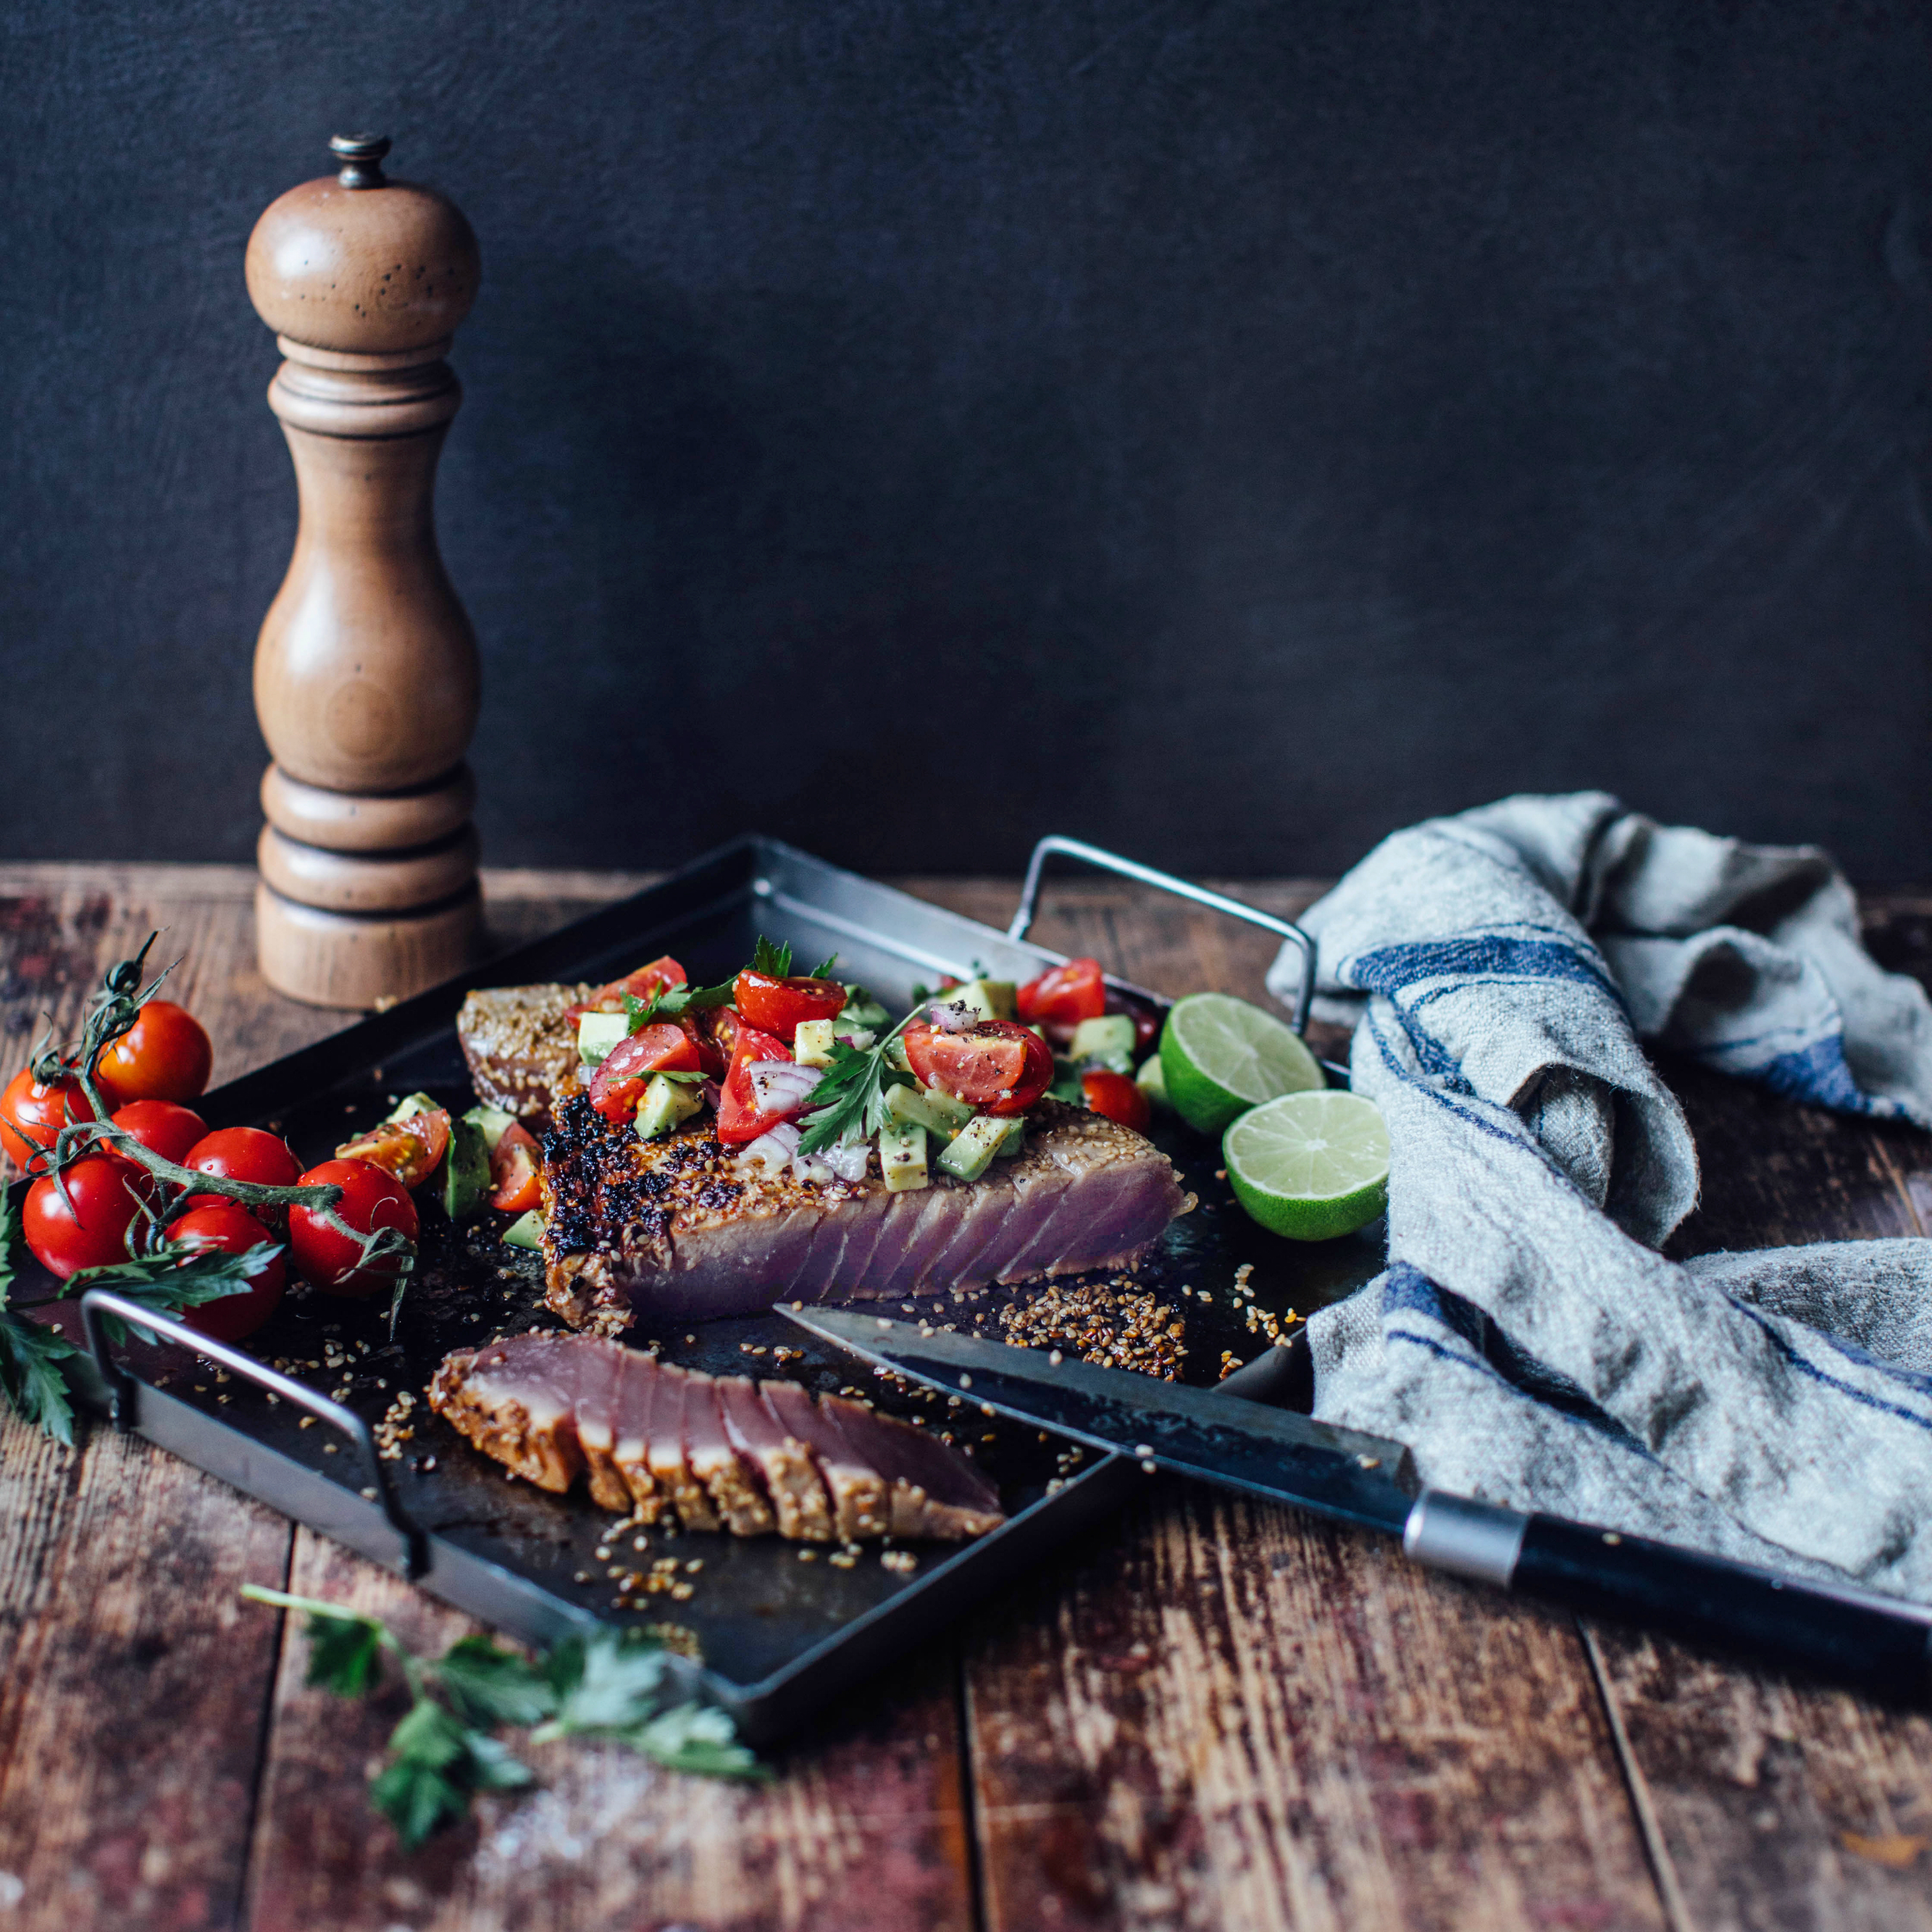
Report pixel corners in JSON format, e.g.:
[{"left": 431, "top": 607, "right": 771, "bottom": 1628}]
[
  {"left": 1007, "top": 835, "right": 1316, "bottom": 1034},
  {"left": 79, "top": 1287, "right": 428, "bottom": 1580}
]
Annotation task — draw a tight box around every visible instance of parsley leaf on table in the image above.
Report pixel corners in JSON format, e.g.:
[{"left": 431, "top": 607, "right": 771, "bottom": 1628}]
[
  {"left": 304, "top": 1610, "right": 386, "bottom": 1697},
  {"left": 437, "top": 1634, "right": 556, "bottom": 1728}
]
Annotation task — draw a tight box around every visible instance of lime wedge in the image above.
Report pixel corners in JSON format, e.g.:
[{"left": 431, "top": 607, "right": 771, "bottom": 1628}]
[
  {"left": 1158, "top": 992, "right": 1323, "bottom": 1134},
  {"left": 1224, "top": 1090, "right": 1389, "bottom": 1241}
]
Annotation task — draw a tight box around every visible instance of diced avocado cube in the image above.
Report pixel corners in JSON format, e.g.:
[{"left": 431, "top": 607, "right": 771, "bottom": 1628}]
[
  {"left": 635, "top": 1074, "right": 703, "bottom": 1141},
  {"left": 885, "top": 1081, "right": 961, "bottom": 1143},
  {"left": 945, "top": 977, "right": 1018, "bottom": 1022},
  {"left": 503, "top": 1210, "right": 545, "bottom": 1249},
  {"left": 936, "top": 1113, "right": 1011, "bottom": 1182},
  {"left": 440, "top": 1113, "right": 493, "bottom": 1222},
  {"left": 832, "top": 1023, "right": 877, "bottom": 1050},
  {"left": 919, "top": 1082, "right": 977, "bottom": 1129},
  {"left": 385, "top": 1091, "right": 442, "bottom": 1122},
  {"left": 577, "top": 1011, "right": 629, "bottom": 1066},
  {"left": 840, "top": 987, "right": 891, "bottom": 1030},
  {"left": 1069, "top": 1014, "right": 1137, "bottom": 1072},
  {"left": 878, "top": 1122, "right": 929, "bottom": 1192},
  {"left": 885, "top": 1034, "right": 914, "bottom": 1074},
  {"left": 991, "top": 1116, "right": 1026, "bottom": 1159},
  {"left": 1048, "top": 1057, "right": 1087, "bottom": 1103},
  {"left": 1135, "top": 1055, "right": 1169, "bottom": 1108},
  {"left": 462, "top": 1103, "right": 519, "bottom": 1153},
  {"left": 794, "top": 1019, "right": 837, "bottom": 1066}
]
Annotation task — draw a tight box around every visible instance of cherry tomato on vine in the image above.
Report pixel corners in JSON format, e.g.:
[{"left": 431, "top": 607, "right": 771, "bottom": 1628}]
[
  {"left": 22, "top": 1155, "right": 154, "bottom": 1279},
  {"left": 1016, "top": 958, "right": 1106, "bottom": 1032},
  {"left": 184, "top": 1126, "right": 304, "bottom": 1203},
  {"left": 563, "top": 955, "right": 687, "bottom": 1026},
  {"left": 714, "top": 1023, "right": 798, "bottom": 1146},
  {"left": 488, "top": 1121, "right": 543, "bottom": 1213},
  {"left": 335, "top": 1107, "right": 451, "bottom": 1190},
  {"left": 731, "top": 969, "right": 846, "bottom": 1043},
  {"left": 0, "top": 1069, "right": 93, "bottom": 1173},
  {"left": 112, "top": 1098, "right": 209, "bottom": 1166},
  {"left": 288, "top": 1158, "right": 418, "bottom": 1298},
  {"left": 588, "top": 1024, "right": 703, "bottom": 1124},
  {"left": 1081, "top": 1068, "right": 1152, "bottom": 1134},
  {"left": 166, "top": 1201, "right": 285, "bottom": 1343},
  {"left": 92, "top": 1000, "right": 213, "bottom": 1108}
]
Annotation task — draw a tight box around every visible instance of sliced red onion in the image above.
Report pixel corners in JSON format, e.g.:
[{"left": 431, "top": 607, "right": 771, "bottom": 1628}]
[
  {"left": 817, "top": 1138, "right": 872, "bottom": 1183},
  {"left": 701, "top": 1079, "right": 724, "bottom": 1113},
  {"left": 735, "top": 1121, "right": 801, "bottom": 1174},
  {"left": 926, "top": 998, "right": 978, "bottom": 1032},
  {"left": 749, "top": 1060, "right": 823, "bottom": 1112},
  {"left": 833, "top": 1024, "right": 877, "bottom": 1050}
]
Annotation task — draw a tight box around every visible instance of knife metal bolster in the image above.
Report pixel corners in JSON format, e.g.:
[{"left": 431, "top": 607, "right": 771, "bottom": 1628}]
[{"left": 1402, "top": 1489, "right": 1529, "bottom": 1587}]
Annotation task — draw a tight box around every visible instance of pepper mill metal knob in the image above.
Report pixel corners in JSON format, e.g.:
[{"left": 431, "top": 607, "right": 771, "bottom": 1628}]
[{"left": 244, "top": 132, "right": 485, "bottom": 1007}]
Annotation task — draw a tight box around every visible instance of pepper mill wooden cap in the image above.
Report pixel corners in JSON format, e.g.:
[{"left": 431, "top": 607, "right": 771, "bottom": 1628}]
[{"left": 245, "top": 132, "right": 481, "bottom": 355}]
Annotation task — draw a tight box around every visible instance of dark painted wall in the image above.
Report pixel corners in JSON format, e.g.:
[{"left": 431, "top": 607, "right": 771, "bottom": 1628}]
[{"left": 4, "top": 1, "right": 1930, "bottom": 879}]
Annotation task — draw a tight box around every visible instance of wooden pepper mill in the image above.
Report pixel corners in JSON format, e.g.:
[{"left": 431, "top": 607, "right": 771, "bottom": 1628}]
[{"left": 245, "top": 133, "right": 484, "bottom": 1008}]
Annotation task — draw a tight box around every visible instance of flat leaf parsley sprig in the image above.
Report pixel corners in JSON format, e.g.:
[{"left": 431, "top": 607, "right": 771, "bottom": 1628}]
[{"left": 241, "top": 1584, "right": 764, "bottom": 1847}]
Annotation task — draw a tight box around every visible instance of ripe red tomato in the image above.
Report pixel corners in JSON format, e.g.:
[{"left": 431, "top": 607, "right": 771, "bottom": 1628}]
[
  {"left": 489, "top": 1121, "right": 543, "bottom": 1213},
  {"left": 166, "top": 1201, "right": 285, "bottom": 1342},
  {"left": 1016, "top": 958, "right": 1106, "bottom": 1032},
  {"left": 288, "top": 1158, "right": 419, "bottom": 1298},
  {"left": 111, "top": 1098, "right": 209, "bottom": 1166},
  {"left": 335, "top": 1108, "right": 451, "bottom": 1189},
  {"left": 1082, "top": 1068, "right": 1152, "bottom": 1134},
  {"left": 588, "top": 1024, "right": 703, "bottom": 1124},
  {"left": 91, "top": 1000, "right": 213, "bottom": 1108},
  {"left": 732, "top": 969, "right": 846, "bottom": 1043},
  {"left": 905, "top": 1021, "right": 1054, "bottom": 1116},
  {"left": 714, "top": 1023, "right": 798, "bottom": 1146},
  {"left": 564, "top": 955, "right": 687, "bottom": 1025},
  {"left": 22, "top": 1155, "right": 154, "bottom": 1279},
  {"left": 0, "top": 1069, "right": 94, "bottom": 1173},
  {"left": 185, "top": 1126, "right": 304, "bottom": 1203}
]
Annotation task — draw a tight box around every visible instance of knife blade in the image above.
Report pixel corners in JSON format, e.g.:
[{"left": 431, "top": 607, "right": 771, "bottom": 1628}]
[{"left": 780, "top": 1306, "right": 1932, "bottom": 1700}]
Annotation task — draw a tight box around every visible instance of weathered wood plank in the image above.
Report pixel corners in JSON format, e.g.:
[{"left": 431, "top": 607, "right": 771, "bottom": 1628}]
[
  {"left": 244, "top": 1530, "right": 975, "bottom": 1932},
  {"left": 0, "top": 1405, "right": 291, "bottom": 1932}
]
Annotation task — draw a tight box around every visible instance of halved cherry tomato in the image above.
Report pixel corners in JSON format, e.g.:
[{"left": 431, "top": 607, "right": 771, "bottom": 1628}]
[
  {"left": 185, "top": 1126, "right": 304, "bottom": 1203},
  {"left": 288, "top": 1158, "right": 418, "bottom": 1297},
  {"left": 1016, "top": 958, "right": 1106, "bottom": 1032},
  {"left": 335, "top": 1107, "right": 451, "bottom": 1190},
  {"left": 91, "top": 1000, "right": 213, "bottom": 1108},
  {"left": 905, "top": 1020, "right": 1054, "bottom": 1116},
  {"left": 732, "top": 969, "right": 846, "bottom": 1044},
  {"left": 167, "top": 1201, "right": 285, "bottom": 1342},
  {"left": 0, "top": 1069, "right": 94, "bottom": 1174},
  {"left": 112, "top": 1098, "right": 209, "bottom": 1166},
  {"left": 679, "top": 1010, "right": 729, "bottom": 1078},
  {"left": 715, "top": 1023, "right": 799, "bottom": 1146},
  {"left": 705, "top": 1006, "right": 744, "bottom": 1069},
  {"left": 563, "top": 955, "right": 687, "bottom": 1025},
  {"left": 22, "top": 1154, "right": 155, "bottom": 1279},
  {"left": 588, "top": 1024, "right": 703, "bottom": 1124},
  {"left": 1082, "top": 1068, "right": 1152, "bottom": 1134},
  {"left": 489, "top": 1120, "right": 543, "bottom": 1213}
]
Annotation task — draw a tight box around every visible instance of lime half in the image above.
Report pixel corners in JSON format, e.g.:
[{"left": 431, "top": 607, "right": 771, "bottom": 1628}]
[
  {"left": 1224, "top": 1090, "right": 1389, "bottom": 1241},
  {"left": 1158, "top": 992, "right": 1323, "bottom": 1134}
]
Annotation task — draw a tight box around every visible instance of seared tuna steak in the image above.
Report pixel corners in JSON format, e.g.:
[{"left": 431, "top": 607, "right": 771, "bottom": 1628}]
[
  {"left": 538, "top": 1092, "right": 1187, "bottom": 1327},
  {"left": 427, "top": 1330, "right": 1004, "bottom": 1542},
  {"left": 456, "top": 984, "right": 593, "bottom": 1126}
]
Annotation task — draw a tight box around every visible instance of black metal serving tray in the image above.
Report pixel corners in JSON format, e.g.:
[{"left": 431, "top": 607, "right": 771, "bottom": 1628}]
[{"left": 17, "top": 835, "right": 1388, "bottom": 1743}]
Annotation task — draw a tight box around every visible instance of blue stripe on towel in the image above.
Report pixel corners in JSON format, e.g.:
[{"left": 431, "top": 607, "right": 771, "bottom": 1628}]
[{"left": 1349, "top": 936, "right": 1617, "bottom": 1002}]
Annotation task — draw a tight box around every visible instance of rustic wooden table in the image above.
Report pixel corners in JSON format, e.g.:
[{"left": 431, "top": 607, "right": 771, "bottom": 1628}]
[{"left": 5, "top": 862, "right": 1932, "bottom": 1932}]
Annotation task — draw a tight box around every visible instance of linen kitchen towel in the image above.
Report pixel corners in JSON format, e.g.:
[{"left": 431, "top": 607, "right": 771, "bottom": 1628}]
[{"left": 1265, "top": 792, "right": 1932, "bottom": 1597}]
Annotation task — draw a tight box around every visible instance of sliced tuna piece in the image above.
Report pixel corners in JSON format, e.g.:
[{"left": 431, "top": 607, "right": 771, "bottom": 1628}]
[
  {"left": 718, "top": 1376, "right": 835, "bottom": 1542},
  {"left": 646, "top": 1365, "right": 722, "bottom": 1531},
  {"left": 819, "top": 1395, "right": 1005, "bottom": 1540},
  {"left": 684, "top": 1376, "right": 774, "bottom": 1536},
  {"left": 609, "top": 1350, "right": 672, "bottom": 1523},
  {"left": 540, "top": 1095, "right": 1187, "bottom": 1329},
  {"left": 561, "top": 1334, "right": 632, "bottom": 1513},
  {"left": 759, "top": 1380, "right": 889, "bottom": 1542},
  {"left": 428, "top": 1331, "right": 588, "bottom": 1493},
  {"left": 456, "top": 983, "right": 594, "bottom": 1126}
]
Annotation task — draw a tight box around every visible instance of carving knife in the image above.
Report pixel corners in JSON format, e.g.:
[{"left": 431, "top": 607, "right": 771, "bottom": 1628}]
[{"left": 779, "top": 1306, "right": 1932, "bottom": 1698}]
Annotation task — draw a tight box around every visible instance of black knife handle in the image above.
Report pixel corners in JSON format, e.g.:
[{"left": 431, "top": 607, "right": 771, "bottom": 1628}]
[{"left": 1404, "top": 1489, "right": 1932, "bottom": 1699}]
